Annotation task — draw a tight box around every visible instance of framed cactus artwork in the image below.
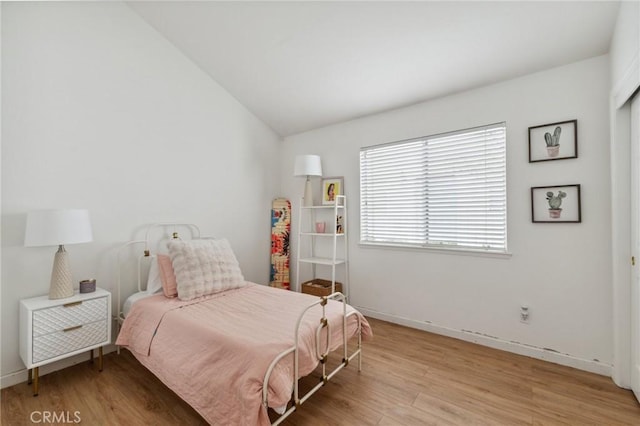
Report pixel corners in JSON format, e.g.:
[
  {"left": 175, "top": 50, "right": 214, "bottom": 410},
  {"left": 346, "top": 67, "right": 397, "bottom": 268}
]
[
  {"left": 531, "top": 184, "right": 581, "bottom": 223},
  {"left": 528, "top": 119, "right": 577, "bottom": 162}
]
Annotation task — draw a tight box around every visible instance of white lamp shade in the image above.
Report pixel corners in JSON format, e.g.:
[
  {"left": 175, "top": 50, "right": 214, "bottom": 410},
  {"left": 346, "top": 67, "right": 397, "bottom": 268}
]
[
  {"left": 294, "top": 155, "right": 322, "bottom": 177},
  {"left": 24, "top": 209, "right": 93, "bottom": 247}
]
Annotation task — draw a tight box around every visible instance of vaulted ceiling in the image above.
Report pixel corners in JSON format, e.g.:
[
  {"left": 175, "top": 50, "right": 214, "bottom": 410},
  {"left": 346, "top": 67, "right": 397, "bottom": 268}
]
[{"left": 128, "top": 1, "right": 620, "bottom": 137}]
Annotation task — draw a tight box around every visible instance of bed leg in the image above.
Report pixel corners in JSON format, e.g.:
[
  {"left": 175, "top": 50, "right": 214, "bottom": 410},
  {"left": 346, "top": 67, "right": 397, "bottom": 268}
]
[{"left": 358, "top": 319, "right": 363, "bottom": 372}]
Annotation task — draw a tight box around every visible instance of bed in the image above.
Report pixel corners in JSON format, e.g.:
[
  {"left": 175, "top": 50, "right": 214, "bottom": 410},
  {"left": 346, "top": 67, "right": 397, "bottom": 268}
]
[{"left": 115, "top": 223, "right": 372, "bottom": 425}]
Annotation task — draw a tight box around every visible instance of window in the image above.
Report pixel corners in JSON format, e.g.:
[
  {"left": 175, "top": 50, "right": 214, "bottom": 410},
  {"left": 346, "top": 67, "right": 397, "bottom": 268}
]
[{"left": 360, "top": 122, "right": 507, "bottom": 253}]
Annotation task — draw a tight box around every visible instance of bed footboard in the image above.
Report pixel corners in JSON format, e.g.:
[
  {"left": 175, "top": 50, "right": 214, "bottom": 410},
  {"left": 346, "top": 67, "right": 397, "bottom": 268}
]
[{"left": 262, "top": 292, "right": 363, "bottom": 425}]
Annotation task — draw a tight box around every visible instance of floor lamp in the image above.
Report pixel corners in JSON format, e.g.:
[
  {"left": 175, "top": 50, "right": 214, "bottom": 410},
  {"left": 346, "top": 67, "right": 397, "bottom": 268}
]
[{"left": 294, "top": 155, "right": 323, "bottom": 207}]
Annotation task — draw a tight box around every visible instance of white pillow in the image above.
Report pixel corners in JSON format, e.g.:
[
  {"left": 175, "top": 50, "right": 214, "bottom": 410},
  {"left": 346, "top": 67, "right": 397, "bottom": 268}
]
[
  {"left": 168, "top": 238, "right": 245, "bottom": 301},
  {"left": 146, "top": 256, "right": 163, "bottom": 294}
]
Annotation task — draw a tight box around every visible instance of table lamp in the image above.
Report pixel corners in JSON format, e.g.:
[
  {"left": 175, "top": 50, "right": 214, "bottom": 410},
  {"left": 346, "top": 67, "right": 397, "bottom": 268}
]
[
  {"left": 294, "top": 155, "right": 323, "bottom": 207},
  {"left": 24, "top": 209, "right": 93, "bottom": 299}
]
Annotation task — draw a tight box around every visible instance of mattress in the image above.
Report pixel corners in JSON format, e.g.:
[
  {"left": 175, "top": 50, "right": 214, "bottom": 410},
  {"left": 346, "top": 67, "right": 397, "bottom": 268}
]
[{"left": 122, "top": 291, "right": 154, "bottom": 317}]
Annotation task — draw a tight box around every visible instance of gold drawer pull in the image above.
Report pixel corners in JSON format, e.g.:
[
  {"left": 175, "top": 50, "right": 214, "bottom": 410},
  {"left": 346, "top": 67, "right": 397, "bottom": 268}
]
[
  {"left": 63, "top": 325, "right": 83, "bottom": 332},
  {"left": 63, "top": 301, "right": 82, "bottom": 308}
]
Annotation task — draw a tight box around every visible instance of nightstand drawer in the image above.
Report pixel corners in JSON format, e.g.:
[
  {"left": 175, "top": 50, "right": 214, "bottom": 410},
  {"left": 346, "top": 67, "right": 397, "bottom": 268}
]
[
  {"left": 33, "top": 320, "right": 107, "bottom": 364},
  {"left": 33, "top": 297, "right": 107, "bottom": 337}
]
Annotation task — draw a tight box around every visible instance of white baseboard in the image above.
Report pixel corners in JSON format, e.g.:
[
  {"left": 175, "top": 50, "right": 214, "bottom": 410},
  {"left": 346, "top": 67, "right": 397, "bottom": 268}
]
[
  {"left": 1, "top": 344, "right": 118, "bottom": 390},
  {"left": 356, "top": 307, "right": 612, "bottom": 377}
]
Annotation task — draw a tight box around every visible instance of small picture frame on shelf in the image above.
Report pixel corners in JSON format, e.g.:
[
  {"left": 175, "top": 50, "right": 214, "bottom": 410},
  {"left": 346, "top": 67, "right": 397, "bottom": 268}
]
[
  {"left": 321, "top": 177, "right": 344, "bottom": 205},
  {"left": 531, "top": 184, "right": 581, "bottom": 223},
  {"left": 528, "top": 119, "right": 578, "bottom": 163},
  {"left": 336, "top": 215, "right": 344, "bottom": 234}
]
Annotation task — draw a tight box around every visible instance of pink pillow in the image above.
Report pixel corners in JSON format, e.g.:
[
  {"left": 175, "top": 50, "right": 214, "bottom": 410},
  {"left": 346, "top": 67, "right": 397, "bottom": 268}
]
[{"left": 157, "top": 254, "right": 178, "bottom": 298}]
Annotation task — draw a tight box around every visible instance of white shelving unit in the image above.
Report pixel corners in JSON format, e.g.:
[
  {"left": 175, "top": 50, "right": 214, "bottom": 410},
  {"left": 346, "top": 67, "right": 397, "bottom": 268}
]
[{"left": 296, "top": 195, "right": 349, "bottom": 298}]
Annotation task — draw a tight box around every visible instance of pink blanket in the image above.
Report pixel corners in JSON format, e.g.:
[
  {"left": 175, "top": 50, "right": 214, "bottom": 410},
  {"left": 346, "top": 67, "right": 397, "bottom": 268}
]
[{"left": 116, "top": 283, "right": 372, "bottom": 425}]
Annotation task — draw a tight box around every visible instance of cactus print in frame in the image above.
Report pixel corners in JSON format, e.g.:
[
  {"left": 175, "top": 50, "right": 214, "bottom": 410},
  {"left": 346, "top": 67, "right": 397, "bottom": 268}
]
[
  {"left": 531, "top": 184, "right": 581, "bottom": 223},
  {"left": 528, "top": 119, "right": 578, "bottom": 162}
]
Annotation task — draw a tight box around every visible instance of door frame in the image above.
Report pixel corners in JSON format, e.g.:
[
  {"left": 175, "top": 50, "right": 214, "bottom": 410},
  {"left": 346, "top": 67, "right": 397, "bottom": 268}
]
[
  {"left": 630, "top": 94, "right": 640, "bottom": 398},
  {"left": 610, "top": 76, "right": 638, "bottom": 389}
]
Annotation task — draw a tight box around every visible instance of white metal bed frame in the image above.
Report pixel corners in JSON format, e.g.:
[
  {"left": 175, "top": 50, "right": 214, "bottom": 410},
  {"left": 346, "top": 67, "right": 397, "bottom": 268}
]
[{"left": 115, "top": 223, "right": 364, "bottom": 425}]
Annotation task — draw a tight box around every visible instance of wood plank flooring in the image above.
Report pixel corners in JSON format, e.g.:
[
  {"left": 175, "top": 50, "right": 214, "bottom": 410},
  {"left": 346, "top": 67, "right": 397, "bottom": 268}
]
[{"left": 2, "top": 318, "right": 639, "bottom": 425}]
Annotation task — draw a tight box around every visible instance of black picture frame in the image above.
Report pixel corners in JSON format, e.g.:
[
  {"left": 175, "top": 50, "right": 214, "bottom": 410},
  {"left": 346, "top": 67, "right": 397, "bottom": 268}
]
[
  {"left": 531, "top": 184, "right": 581, "bottom": 223},
  {"left": 528, "top": 119, "right": 578, "bottom": 163}
]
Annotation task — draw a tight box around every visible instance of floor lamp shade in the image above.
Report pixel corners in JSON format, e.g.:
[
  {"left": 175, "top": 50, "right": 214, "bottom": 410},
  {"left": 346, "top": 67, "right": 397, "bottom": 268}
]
[
  {"left": 294, "top": 155, "right": 323, "bottom": 207},
  {"left": 25, "top": 209, "right": 93, "bottom": 299}
]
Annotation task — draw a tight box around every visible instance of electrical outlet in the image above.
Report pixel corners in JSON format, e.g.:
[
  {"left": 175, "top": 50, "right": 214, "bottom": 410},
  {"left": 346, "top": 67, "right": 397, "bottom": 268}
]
[{"left": 520, "top": 305, "right": 530, "bottom": 324}]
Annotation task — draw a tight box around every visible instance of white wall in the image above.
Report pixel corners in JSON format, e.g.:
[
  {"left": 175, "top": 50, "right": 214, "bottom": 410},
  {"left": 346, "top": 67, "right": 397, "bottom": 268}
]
[
  {"left": 282, "top": 55, "right": 612, "bottom": 373},
  {"left": 1, "top": 2, "right": 281, "bottom": 382},
  {"left": 609, "top": 1, "right": 640, "bottom": 387}
]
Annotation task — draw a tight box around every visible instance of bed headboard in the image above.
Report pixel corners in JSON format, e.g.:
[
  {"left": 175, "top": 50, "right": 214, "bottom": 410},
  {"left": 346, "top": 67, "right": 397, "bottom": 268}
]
[{"left": 115, "top": 223, "right": 202, "bottom": 325}]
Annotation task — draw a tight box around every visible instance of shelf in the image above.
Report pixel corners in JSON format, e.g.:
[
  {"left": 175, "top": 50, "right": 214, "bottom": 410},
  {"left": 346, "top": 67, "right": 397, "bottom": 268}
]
[
  {"left": 296, "top": 195, "right": 348, "bottom": 298},
  {"left": 301, "top": 205, "right": 345, "bottom": 210},
  {"left": 299, "top": 257, "right": 346, "bottom": 266}
]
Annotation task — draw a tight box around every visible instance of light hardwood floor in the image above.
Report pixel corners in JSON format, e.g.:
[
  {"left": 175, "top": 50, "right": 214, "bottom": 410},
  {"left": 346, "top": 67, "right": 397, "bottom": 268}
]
[{"left": 2, "top": 318, "right": 639, "bottom": 425}]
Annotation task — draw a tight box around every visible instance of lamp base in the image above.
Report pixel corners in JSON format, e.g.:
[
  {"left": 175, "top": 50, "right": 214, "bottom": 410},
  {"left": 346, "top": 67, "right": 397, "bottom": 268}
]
[
  {"left": 49, "top": 246, "right": 74, "bottom": 299},
  {"left": 303, "top": 177, "right": 314, "bottom": 207}
]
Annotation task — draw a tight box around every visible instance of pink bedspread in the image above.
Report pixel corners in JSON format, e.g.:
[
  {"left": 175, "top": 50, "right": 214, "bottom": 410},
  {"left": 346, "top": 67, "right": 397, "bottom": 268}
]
[{"left": 116, "top": 283, "right": 372, "bottom": 425}]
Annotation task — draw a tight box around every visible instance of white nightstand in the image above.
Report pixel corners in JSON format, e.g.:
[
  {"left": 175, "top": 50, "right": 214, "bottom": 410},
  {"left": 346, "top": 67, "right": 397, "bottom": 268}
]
[{"left": 19, "top": 288, "right": 112, "bottom": 396}]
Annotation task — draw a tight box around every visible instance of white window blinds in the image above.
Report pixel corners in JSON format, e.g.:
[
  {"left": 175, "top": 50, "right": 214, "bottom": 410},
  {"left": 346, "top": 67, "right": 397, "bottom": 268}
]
[{"left": 360, "top": 122, "right": 507, "bottom": 252}]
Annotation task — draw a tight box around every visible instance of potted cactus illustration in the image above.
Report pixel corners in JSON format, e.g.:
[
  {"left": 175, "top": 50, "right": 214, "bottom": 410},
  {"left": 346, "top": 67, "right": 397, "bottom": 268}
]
[
  {"left": 544, "top": 126, "right": 562, "bottom": 157},
  {"left": 546, "top": 190, "right": 566, "bottom": 218}
]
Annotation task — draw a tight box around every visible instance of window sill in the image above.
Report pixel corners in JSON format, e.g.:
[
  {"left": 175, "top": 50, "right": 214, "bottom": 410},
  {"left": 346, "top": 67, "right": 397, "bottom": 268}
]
[{"left": 358, "top": 242, "right": 512, "bottom": 259}]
